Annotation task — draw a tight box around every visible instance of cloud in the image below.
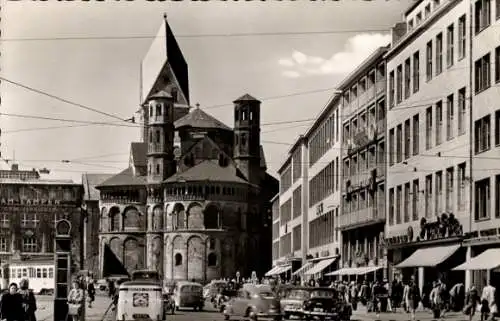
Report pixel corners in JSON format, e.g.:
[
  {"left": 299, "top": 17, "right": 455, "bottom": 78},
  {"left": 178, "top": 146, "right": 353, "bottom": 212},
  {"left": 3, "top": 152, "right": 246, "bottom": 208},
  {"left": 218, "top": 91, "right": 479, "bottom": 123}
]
[
  {"left": 282, "top": 71, "right": 301, "bottom": 78},
  {"left": 278, "top": 33, "right": 390, "bottom": 78}
]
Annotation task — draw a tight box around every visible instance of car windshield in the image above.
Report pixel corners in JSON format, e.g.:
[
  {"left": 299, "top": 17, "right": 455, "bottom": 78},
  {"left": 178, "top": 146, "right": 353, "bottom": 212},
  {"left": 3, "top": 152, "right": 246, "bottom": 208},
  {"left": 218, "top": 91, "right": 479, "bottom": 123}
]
[
  {"left": 258, "top": 291, "right": 276, "bottom": 299},
  {"left": 310, "top": 290, "right": 335, "bottom": 298},
  {"left": 288, "top": 289, "right": 310, "bottom": 300}
]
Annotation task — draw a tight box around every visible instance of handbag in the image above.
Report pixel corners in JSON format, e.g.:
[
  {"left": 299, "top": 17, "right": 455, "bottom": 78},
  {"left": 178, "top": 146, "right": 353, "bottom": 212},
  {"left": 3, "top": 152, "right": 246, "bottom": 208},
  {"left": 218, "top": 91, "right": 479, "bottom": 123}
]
[{"left": 68, "top": 303, "right": 81, "bottom": 316}]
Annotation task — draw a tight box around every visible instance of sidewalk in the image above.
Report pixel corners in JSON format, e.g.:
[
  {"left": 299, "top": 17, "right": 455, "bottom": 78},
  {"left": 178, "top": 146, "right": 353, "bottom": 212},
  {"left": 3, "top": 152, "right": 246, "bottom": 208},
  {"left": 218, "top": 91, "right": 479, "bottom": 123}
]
[{"left": 352, "top": 304, "right": 469, "bottom": 321}]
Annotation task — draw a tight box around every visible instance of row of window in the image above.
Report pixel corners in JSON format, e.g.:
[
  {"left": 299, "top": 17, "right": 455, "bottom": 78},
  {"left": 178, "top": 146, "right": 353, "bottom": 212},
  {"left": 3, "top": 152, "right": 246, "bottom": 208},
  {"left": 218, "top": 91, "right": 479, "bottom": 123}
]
[
  {"left": 309, "top": 109, "right": 340, "bottom": 167},
  {"left": 292, "top": 186, "right": 302, "bottom": 219},
  {"left": 342, "top": 63, "right": 386, "bottom": 107},
  {"left": 389, "top": 15, "right": 466, "bottom": 108},
  {"left": 343, "top": 141, "right": 385, "bottom": 178},
  {"left": 343, "top": 98, "right": 386, "bottom": 147},
  {"left": 475, "top": 47, "right": 500, "bottom": 94},
  {"left": 280, "top": 166, "right": 292, "bottom": 194},
  {"left": 309, "top": 210, "right": 338, "bottom": 249},
  {"left": 389, "top": 87, "right": 467, "bottom": 165},
  {"left": 0, "top": 186, "right": 77, "bottom": 202},
  {"left": 388, "top": 163, "right": 467, "bottom": 225},
  {"left": 342, "top": 185, "right": 385, "bottom": 217},
  {"left": 475, "top": 109, "right": 500, "bottom": 154},
  {"left": 0, "top": 237, "right": 39, "bottom": 253},
  {"left": 292, "top": 148, "right": 302, "bottom": 183},
  {"left": 8, "top": 267, "right": 54, "bottom": 279},
  {"left": 474, "top": 0, "right": 500, "bottom": 35},
  {"left": 407, "top": 0, "right": 442, "bottom": 31},
  {"left": 342, "top": 230, "right": 381, "bottom": 263},
  {"left": 309, "top": 158, "right": 340, "bottom": 207},
  {"left": 280, "top": 199, "right": 291, "bottom": 226}
]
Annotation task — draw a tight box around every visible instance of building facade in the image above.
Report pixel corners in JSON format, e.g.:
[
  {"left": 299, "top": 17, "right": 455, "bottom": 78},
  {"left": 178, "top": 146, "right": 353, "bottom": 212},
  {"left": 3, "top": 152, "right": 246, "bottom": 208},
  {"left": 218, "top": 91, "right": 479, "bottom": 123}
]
[
  {"left": 82, "top": 173, "right": 113, "bottom": 277},
  {"left": 270, "top": 94, "right": 343, "bottom": 281},
  {"left": 0, "top": 164, "right": 84, "bottom": 273},
  {"left": 337, "top": 48, "right": 388, "bottom": 280},
  {"left": 384, "top": 0, "right": 471, "bottom": 292},
  {"left": 459, "top": 0, "right": 500, "bottom": 290},
  {"left": 97, "top": 15, "right": 278, "bottom": 282}
]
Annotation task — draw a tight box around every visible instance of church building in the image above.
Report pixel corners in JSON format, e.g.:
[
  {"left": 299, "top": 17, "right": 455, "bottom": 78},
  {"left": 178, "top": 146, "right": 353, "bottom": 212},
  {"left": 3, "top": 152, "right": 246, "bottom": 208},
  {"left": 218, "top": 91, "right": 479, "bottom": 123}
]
[{"left": 96, "top": 14, "right": 278, "bottom": 282}]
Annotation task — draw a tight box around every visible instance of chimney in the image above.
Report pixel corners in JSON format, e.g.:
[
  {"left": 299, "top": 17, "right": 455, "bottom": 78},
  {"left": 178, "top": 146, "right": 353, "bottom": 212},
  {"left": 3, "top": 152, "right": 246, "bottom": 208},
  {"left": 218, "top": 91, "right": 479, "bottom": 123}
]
[
  {"left": 11, "top": 164, "right": 18, "bottom": 171},
  {"left": 391, "top": 22, "right": 408, "bottom": 46}
]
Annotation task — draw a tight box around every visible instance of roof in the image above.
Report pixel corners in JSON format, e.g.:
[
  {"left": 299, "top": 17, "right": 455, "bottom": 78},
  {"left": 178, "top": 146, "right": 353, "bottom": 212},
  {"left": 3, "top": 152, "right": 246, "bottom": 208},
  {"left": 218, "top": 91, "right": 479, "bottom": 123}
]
[
  {"left": 130, "top": 142, "right": 147, "bottom": 167},
  {"left": 0, "top": 178, "right": 80, "bottom": 186},
  {"left": 148, "top": 90, "right": 172, "bottom": 100},
  {"left": 174, "top": 107, "right": 232, "bottom": 131},
  {"left": 164, "top": 159, "right": 247, "bottom": 184},
  {"left": 336, "top": 46, "right": 389, "bottom": 90},
  {"left": 259, "top": 145, "right": 267, "bottom": 169},
  {"left": 96, "top": 167, "right": 147, "bottom": 189},
  {"left": 234, "top": 93, "right": 261, "bottom": 103},
  {"left": 82, "top": 173, "right": 115, "bottom": 201}
]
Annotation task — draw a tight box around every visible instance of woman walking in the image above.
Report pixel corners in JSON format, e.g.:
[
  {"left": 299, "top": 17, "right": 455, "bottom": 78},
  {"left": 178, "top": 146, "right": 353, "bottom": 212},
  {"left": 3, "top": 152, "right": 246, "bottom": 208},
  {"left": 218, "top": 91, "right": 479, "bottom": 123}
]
[
  {"left": 67, "top": 281, "right": 84, "bottom": 321},
  {"left": 18, "top": 279, "right": 37, "bottom": 321},
  {"left": 1, "top": 283, "right": 24, "bottom": 321}
]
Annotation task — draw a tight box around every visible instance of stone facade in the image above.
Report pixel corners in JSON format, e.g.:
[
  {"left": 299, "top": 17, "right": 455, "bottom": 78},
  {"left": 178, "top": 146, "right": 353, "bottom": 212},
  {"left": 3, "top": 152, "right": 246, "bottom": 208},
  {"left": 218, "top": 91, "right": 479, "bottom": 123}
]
[{"left": 0, "top": 164, "right": 84, "bottom": 268}]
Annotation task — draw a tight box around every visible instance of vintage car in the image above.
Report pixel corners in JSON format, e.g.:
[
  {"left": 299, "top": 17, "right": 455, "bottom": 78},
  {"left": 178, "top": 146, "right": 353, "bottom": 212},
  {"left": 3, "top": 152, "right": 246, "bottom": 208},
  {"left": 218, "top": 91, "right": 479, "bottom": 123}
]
[
  {"left": 172, "top": 281, "right": 204, "bottom": 311},
  {"left": 301, "top": 287, "right": 352, "bottom": 321},
  {"left": 223, "top": 284, "right": 281, "bottom": 321},
  {"left": 279, "top": 287, "right": 312, "bottom": 320},
  {"left": 203, "top": 279, "right": 228, "bottom": 302}
]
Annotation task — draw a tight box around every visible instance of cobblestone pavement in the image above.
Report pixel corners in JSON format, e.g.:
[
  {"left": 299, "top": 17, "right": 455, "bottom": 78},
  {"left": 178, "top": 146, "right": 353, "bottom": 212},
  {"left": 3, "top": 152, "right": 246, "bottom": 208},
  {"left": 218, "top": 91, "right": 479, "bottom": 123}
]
[{"left": 34, "top": 295, "right": 475, "bottom": 321}]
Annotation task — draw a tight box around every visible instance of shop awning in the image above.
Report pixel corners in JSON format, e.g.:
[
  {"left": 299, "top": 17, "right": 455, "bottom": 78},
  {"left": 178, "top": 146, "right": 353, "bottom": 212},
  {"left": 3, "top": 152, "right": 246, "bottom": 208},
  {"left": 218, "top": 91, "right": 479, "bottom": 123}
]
[
  {"left": 356, "top": 266, "right": 382, "bottom": 275},
  {"left": 396, "top": 244, "right": 460, "bottom": 268},
  {"left": 265, "top": 266, "right": 281, "bottom": 276},
  {"left": 325, "top": 265, "right": 382, "bottom": 276},
  {"left": 293, "top": 262, "right": 315, "bottom": 276},
  {"left": 276, "top": 265, "right": 292, "bottom": 274},
  {"left": 325, "top": 267, "right": 359, "bottom": 276},
  {"left": 453, "top": 248, "right": 500, "bottom": 271},
  {"left": 304, "top": 257, "right": 337, "bottom": 276}
]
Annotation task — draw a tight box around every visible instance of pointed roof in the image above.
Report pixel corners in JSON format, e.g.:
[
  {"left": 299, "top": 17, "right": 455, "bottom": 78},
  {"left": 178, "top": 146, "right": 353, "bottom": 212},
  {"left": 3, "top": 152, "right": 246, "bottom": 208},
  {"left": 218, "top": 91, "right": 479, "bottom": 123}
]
[
  {"left": 174, "top": 107, "right": 232, "bottom": 131},
  {"left": 82, "top": 173, "right": 115, "bottom": 200},
  {"left": 234, "top": 94, "right": 261, "bottom": 103},
  {"left": 130, "top": 142, "right": 147, "bottom": 167},
  {"left": 96, "top": 167, "right": 146, "bottom": 189},
  {"left": 148, "top": 90, "right": 172, "bottom": 101},
  {"left": 164, "top": 160, "right": 247, "bottom": 184}
]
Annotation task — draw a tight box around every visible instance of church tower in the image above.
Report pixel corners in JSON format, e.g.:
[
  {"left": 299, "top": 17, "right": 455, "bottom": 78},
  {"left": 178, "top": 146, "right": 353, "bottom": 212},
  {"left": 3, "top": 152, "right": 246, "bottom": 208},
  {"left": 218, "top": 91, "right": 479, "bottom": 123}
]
[
  {"left": 145, "top": 89, "right": 175, "bottom": 275},
  {"left": 233, "top": 94, "right": 262, "bottom": 186}
]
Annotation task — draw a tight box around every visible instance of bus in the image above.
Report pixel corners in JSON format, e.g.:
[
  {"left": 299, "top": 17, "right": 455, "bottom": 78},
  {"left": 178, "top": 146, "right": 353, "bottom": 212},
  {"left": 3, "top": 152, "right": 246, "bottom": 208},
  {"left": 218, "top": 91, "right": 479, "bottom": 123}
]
[{"left": 0, "top": 261, "right": 54, "bottom": 294}]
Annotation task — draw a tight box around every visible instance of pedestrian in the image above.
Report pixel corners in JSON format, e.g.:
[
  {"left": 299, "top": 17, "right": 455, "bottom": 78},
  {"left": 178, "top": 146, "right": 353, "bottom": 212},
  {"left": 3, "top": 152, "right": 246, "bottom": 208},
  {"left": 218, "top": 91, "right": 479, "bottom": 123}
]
[
  {"left": 405, "top": 276, "right": 420, "bottom": 321},
  {"left": 18, "top": 279, "right": 37, "bottom": 321},
  {"left": 87, "top": 279, "right": 96, "bottom": 308},
  {"left": 1, "top": 283, "right": 24, "bottom": 321},
  {"left": 481, "top": 279, "right": 497, "bottom": 321},
  {"left": 464, "top": 285, "right": 480, "bottom": 321},
  {"left": 67, "top": 280, "right": 84, "bottom": 321}
]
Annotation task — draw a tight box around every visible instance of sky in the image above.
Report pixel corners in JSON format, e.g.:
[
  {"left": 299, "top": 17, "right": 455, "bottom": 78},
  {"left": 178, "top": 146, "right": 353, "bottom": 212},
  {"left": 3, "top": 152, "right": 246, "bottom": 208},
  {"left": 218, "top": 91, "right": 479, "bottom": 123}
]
[{"left": 1, "top": 1, "right": 413, "bottom": 183}]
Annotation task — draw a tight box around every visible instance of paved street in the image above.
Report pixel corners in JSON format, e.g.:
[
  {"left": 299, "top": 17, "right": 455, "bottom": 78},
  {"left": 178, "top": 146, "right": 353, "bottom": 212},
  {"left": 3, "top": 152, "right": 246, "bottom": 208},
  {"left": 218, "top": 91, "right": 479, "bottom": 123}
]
[{"left": 34, "top": 294, "right": 477, "bottom": 321}]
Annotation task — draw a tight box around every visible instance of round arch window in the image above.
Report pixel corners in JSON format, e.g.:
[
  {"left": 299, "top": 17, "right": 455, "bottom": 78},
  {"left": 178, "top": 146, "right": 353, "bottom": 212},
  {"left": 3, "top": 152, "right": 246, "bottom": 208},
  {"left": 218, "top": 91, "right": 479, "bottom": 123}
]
[
  {"left": 207, "top": 253, "right": 217, "bottom": 267},
  {"left": 175, "top": 253, "right": 183, "bottom": 266}
]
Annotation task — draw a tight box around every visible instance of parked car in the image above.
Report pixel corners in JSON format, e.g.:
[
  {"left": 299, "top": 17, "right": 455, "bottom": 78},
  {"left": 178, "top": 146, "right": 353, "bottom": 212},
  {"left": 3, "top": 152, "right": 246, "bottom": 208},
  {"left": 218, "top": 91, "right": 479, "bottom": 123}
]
[
  {"left": 279, "top": 287, "right": 311, "bottom": 320},
  {"left": 223, "top": 284, "right": 281, "bottom": 320},
  {"left": 301, "top": 287, "right": 352, "bottom": 321},
  {"left": 172, "top": 281, "right": 204, "bottom": 311}
]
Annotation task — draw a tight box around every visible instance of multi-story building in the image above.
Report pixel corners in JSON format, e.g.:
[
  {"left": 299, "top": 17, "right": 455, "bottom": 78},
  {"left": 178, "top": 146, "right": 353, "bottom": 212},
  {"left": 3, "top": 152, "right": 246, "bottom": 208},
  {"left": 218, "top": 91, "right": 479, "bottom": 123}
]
[
  {"left": 270, "top": 94, "right": 343, "bottom": 282},
  {"left": 456, "top": 0, "right": 500, "bottom": 290},
  {"left": 97, "top": 15, "right": 278, "bottom": 282},
  {"left": 384, "top": 0, "right": 471, "bottom": 291},
  {"left": 270, "top": 138, "right": 308, "bottom": 278},
  {"left": 336, "top": 48, "right": 388, "bottom": 280},
  {"left": 0, "top": 163, "right": 84, "bottom": 282}
]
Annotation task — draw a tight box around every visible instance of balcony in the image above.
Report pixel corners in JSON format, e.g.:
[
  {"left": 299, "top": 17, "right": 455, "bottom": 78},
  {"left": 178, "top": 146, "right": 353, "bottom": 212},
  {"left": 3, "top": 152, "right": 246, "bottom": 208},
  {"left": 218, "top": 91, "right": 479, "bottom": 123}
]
[
  {"left": 148, "top": 144, "right": 166, "bottom": 154},
  {"left": 338, "top": 206, "right": 385, "bottom": 229},
  {"left": 376, "top": 79, "right": 386, "bottom": 96}
]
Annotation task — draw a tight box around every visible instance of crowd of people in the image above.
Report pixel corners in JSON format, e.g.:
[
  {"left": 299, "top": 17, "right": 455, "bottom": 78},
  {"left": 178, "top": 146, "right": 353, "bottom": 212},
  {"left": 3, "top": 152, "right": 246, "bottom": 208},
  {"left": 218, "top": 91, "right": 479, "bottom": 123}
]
[
  {"left": 268, "top": 275, "right": 498, "bottom": 321},
  {"left": 0, "top": 280, "right": 37, "bottom": 321}
]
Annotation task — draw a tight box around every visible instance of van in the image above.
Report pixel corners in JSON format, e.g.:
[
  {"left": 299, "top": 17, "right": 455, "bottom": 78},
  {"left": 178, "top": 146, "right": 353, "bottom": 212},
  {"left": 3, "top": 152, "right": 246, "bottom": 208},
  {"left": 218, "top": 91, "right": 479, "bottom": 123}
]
[
  {"left": 115, "top": 280, "right": 166, "bottom": 321},
  {"left": 172, "top": 281, "right": 204, "bottom": 311}
]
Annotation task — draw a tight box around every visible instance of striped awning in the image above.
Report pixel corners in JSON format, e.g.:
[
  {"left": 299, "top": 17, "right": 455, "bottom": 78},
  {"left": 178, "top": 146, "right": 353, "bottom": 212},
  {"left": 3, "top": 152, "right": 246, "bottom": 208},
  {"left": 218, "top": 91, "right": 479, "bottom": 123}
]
[
  {"left": 292, "top": 262, "right": 315, "bottom": 276},
  {"left": 265, "top": 265, "right": 292, "bottom": 276},
  {"left": 304, "top": 257, "right": 337, "bottom": 276}
]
